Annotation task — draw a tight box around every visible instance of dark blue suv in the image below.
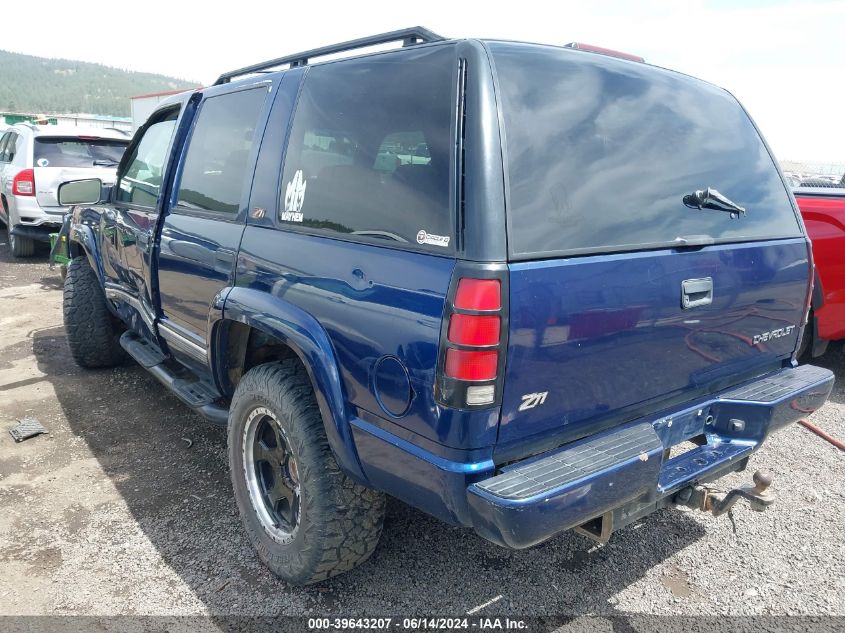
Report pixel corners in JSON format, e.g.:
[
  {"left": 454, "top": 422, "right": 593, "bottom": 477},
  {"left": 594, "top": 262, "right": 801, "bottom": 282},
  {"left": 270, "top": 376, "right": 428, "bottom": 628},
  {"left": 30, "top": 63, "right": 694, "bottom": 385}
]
[{"left": 57, "top": 28, "right": 834, "bottom": 585}]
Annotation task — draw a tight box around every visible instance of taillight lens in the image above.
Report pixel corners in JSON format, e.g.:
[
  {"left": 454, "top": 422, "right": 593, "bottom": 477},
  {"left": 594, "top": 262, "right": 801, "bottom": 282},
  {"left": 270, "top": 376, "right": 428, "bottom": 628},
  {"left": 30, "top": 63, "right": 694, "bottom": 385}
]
[
  {"left": 448, "top": 314, "right": 500, "bottom": 346},
  {"left": 445, "top": 349, "right": 498, "bottom": 381},
  {"left": 454, "top": 278, "right": 501, "bottom": 311},
  {"left": 437, "top": 274, "right": 506, "bottom": 407},
  {"left": 12, "top": 169, "right": 35, "bottom": 196}
]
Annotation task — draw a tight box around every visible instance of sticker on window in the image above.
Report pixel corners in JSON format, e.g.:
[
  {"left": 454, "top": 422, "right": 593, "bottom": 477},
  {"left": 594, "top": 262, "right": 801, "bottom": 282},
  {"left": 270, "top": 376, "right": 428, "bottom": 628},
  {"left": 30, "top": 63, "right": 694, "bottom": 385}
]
[
  {"left": 281, "top": 169, "right": 306, "bottom": 222},
  {"left": 416, "top": 230, "right": 450, "bottom": 247},
  {"left": 36, "top": 158, "right": 49, "bottom": 167}
]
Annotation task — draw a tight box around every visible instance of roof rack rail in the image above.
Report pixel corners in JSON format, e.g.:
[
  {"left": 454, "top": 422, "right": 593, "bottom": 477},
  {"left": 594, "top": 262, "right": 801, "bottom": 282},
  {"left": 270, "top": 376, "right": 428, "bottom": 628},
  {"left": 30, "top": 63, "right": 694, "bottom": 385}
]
[{"left": 214, "top": 26, "right": 445, "bottom": 85}]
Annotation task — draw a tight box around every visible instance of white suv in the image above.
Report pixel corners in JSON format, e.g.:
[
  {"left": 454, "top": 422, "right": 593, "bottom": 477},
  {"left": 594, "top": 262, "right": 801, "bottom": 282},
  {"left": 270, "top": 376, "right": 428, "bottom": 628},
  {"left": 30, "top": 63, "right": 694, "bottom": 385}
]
[{"left": 0, "top": 123, "right": 129, "bottom": 257}]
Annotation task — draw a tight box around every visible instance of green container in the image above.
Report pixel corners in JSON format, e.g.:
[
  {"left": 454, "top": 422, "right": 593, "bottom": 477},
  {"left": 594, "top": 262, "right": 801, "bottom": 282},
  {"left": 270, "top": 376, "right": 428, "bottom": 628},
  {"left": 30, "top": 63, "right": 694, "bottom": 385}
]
[{"left": 49, "top": 232, "right": 71, "bottom": 265}]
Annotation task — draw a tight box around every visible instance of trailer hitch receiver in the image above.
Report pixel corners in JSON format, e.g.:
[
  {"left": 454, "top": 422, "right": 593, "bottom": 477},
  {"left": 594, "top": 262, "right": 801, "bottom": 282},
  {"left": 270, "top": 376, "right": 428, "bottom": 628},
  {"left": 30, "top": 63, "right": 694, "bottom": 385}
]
[{"left": 674, "top": 470, "right": 775, "bottom": 516}]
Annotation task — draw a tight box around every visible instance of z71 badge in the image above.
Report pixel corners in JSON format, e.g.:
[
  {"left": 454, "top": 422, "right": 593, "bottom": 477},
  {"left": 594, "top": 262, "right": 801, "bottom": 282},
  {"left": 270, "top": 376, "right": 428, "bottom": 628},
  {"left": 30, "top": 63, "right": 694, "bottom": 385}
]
[
  {"left": 752, "top": 325, "right": 795, "bottom": 345},
  {"left": 519, "top": 391, "right": 548, "bottom": 411}
]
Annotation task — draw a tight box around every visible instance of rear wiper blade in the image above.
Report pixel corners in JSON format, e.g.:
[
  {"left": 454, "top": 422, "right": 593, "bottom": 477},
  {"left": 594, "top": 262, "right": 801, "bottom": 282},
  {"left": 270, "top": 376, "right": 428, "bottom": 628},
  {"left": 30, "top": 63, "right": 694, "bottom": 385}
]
[
  {"left": 93, "top": 159, "right": 119, "bottom": 166},
  {"left": 683, "top": 187, "right": 746, "bottom": 216}
]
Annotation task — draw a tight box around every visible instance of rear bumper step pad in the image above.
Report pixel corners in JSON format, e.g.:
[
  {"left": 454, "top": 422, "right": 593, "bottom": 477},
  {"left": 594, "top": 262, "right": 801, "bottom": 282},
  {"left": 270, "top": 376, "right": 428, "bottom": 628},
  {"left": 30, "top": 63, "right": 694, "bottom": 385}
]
[{"left": 476, "top": 423, "right": 662, "bottom": 501}]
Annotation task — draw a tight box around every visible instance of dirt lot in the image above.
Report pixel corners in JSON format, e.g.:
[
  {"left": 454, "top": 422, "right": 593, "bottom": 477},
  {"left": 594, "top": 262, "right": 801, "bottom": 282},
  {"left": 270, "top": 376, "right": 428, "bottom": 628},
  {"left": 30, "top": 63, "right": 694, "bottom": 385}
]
[{"left": 1, "top": 239, "right": 844, "bottom": 622}]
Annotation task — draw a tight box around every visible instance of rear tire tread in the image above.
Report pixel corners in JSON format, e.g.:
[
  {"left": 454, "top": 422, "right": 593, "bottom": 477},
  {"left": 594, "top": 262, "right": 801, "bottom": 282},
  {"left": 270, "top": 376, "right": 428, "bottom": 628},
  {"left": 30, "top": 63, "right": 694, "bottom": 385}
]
[{"left": 8, "top": 224, "right": 35, "bottom": 258}]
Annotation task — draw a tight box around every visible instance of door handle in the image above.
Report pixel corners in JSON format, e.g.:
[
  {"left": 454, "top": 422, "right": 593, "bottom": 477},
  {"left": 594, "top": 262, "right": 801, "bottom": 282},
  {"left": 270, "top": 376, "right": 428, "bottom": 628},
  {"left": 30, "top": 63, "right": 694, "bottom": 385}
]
[{"left": 681, "top": 277, "right": 713, "bottom": 309}]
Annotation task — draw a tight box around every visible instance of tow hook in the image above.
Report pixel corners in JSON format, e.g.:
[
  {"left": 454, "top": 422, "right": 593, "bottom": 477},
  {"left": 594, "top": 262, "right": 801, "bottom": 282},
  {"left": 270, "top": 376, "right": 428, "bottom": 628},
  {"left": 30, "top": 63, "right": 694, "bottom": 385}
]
[{"left": 674, "top": 470, "right": 775, "bottom": 517}]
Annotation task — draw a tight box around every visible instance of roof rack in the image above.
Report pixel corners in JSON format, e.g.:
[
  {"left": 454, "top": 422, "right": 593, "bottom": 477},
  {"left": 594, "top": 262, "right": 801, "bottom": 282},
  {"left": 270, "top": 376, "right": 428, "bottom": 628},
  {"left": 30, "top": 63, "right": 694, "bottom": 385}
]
[{"left": 214, "top": 26, "right": 445, "bottom": 85}]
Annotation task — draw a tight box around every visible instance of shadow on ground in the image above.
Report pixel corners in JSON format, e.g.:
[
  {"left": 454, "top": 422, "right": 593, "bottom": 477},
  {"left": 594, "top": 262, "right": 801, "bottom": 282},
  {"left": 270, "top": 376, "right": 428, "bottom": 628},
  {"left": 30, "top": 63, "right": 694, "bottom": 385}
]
[{"left": 31, "top": 324, "right": 716, "bottom": 616}]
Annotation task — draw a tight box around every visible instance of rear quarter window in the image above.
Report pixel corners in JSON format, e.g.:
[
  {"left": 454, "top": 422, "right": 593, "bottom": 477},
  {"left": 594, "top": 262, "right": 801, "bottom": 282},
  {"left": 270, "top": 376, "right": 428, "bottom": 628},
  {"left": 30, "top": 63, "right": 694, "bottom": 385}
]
[
  {"left": 278, "top": 45, "right": 455, "bottom": 250},
  {"left": 489, "top": 42, "right": 802, "bottom": 258}
]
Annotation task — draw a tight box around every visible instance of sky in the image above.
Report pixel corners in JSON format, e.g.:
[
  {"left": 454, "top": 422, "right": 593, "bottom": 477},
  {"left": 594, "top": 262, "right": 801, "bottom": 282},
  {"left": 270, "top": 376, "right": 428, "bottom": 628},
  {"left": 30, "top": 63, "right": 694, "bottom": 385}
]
[{"left": 4, "top": 0, "right": 844, "bottom": 162}]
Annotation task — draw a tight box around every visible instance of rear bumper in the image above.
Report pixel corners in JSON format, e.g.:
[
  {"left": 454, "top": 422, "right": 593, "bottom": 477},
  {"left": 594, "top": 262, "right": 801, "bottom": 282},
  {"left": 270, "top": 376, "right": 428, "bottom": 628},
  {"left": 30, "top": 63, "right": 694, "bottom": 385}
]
[
  {"left": 467, "top": 364, "right": 833, "bottom": 548},
  {"left": 11, "top": 224, "right": 61, "bottom": 243},
  {"left": 8, "top": 196, "right": 65, "bottom": 241},
  {"left": 351, "top": 364, "right": 833, "bottom": 549}
]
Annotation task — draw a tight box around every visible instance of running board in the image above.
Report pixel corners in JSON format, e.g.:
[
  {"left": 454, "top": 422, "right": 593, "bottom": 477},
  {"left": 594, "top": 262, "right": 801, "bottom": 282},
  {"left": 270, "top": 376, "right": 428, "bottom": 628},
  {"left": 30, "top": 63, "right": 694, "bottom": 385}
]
[
  {"left": 121, "top": 332, "right": 166, "bottom": 368},
  {"left": 119, "top": 332, "right": 229, "bottom": 426}
]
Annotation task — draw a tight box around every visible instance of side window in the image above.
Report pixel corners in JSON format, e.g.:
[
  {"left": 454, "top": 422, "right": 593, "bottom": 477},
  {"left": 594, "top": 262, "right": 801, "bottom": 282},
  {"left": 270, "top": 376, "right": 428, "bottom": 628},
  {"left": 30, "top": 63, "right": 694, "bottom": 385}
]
[
  {"left": 3, "top": 133, "right": 19, "bottom": 162},
  {"left": 116, "top": 108, "right": 179, "bottom": 208},
  {"left": 0, "top": 133, "right": 9, "bottom": 162},
  {"left": 175, "top": 87, "right": 268, "bottom": 214},
  {"left": 279, "top": 46, "right": 455, "bottom": 249}
]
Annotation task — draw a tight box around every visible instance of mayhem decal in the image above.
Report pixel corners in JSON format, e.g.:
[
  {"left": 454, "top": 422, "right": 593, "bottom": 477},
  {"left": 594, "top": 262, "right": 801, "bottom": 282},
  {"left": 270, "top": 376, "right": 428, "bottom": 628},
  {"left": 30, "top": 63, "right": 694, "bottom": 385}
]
[{"left": 282, "top": 170, "right": 306, "bottom": 222}]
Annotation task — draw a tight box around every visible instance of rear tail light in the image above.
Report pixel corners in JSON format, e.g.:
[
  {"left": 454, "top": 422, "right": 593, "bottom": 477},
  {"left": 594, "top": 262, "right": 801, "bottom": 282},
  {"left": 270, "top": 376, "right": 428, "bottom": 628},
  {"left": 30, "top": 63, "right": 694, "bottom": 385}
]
[
  {"left": 447, "top": 314, "right": 500, "bottom": 346},
  {"left": 445, "top": 349, "right": 498, "bottom": 381},
  {"left": 12, "top": 169, "right": 35, "bottom": 196},
  {"left": 454, "top": 278, "right": 501, "bottom": 310},
  {"left": 436, "top": 269, "right": 508, "bottom": 408}
]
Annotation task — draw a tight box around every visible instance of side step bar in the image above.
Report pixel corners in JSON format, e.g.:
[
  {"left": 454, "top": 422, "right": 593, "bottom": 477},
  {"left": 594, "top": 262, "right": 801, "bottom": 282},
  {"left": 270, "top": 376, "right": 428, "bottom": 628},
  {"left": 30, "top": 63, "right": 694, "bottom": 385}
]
[{"left": 119, "top": 332, "right": 229, "bottom": 426}]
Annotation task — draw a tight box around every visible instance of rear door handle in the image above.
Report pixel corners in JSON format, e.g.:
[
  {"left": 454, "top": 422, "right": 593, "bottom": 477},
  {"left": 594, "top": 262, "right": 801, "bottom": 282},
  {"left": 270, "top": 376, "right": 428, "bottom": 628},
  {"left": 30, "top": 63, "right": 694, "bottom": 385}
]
[{"left": 681, "top": 277, "right": 713, "bottom": 309}]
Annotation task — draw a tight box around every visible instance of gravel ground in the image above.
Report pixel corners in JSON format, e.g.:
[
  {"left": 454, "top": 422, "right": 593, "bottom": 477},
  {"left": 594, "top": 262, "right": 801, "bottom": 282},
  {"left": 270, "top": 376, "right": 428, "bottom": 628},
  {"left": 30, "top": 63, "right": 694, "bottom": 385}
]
[{"left": 0, "top": 238, "right": 843, "bottom": 623}]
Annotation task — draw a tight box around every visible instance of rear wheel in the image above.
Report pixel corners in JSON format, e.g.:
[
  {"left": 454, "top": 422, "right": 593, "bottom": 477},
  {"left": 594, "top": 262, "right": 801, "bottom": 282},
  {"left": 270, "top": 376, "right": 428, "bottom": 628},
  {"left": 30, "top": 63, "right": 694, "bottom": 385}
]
[
  {"left": 63, "top": 256, "right": 126, "bottom": 368},
  {"left": 228, "top": 360, "right": 386, "bottom": 585},
  {"left": 7, "top": 223, "right": 35, "bottom": 258}
]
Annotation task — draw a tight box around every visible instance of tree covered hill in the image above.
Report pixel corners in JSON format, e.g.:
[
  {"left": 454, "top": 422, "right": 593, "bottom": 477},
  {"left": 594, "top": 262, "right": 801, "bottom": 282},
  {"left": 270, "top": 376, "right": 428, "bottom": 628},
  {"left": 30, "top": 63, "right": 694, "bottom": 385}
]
[{"left": 0, "top": 49, "right": 198, "bottom": 117}]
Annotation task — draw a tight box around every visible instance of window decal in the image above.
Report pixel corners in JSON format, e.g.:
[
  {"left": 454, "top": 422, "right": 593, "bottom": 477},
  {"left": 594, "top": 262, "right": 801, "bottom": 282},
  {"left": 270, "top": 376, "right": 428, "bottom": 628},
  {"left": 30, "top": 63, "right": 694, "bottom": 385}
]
[
  {"left": 416, "top": 230, "right": 450, "bottom": 247},
  {"left": 281, "top": 169, "right": 306, "bottom": 222}
]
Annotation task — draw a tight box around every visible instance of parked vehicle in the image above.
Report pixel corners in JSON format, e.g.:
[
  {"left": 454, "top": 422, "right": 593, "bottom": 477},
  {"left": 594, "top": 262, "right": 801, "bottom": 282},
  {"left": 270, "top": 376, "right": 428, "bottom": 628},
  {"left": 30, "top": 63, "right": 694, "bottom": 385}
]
[
  {"left": 793, "top": 183, "right": 845, "bottom": 356},
  {"left": 57, "top": 28, "right": 834, "bottom": 585},
  {"left": 0, "top": 123, "right": 129, "bottom": 257},
  {"left": 799, "top": 177, "right": 841, "bottom": 188}
]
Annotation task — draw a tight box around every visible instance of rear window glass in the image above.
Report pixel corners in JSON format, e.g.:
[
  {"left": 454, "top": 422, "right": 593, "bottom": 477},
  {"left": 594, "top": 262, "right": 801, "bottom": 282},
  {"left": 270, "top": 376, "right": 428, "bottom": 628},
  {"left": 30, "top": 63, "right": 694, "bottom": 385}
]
[
  {"left": 490, "top": 42, "right": 802, "bottom": 257},
  {"left": 278, "top": 45, "right": 454, "bottom": 249},
  {"left": 34, "top": 137, "right": 128, "bottom": 168}
]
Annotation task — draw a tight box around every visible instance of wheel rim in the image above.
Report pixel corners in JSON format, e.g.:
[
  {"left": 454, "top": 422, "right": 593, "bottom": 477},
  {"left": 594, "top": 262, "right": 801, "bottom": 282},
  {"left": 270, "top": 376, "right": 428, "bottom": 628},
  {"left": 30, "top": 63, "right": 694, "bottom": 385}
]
[{"left": 242, "top": 406, "right": 301, "bottom": 543}]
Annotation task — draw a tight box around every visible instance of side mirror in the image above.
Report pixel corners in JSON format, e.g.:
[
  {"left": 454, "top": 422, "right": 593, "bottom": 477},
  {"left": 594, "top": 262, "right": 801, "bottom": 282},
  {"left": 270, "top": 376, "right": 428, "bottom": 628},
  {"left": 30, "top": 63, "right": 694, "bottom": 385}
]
[{"left": 58, "top": 178, "right": 104, "bottom": 206}]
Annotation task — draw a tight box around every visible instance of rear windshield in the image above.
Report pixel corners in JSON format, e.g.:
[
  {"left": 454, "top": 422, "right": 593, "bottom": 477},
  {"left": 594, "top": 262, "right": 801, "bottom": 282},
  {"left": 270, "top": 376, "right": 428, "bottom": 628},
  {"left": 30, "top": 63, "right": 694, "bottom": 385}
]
[
  {"left": 489, "top": 42, "right": 802, "bottom": 258},
  {"left": 34, "top": 137, "right": 128, "bottom": 169}
]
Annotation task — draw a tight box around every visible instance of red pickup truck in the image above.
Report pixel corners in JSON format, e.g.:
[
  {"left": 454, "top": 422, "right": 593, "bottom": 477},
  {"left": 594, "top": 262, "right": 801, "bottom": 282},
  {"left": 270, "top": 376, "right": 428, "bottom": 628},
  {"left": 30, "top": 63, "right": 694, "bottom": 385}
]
[{"left": 794, "top": 182, "right": 845, "bottom": 357}]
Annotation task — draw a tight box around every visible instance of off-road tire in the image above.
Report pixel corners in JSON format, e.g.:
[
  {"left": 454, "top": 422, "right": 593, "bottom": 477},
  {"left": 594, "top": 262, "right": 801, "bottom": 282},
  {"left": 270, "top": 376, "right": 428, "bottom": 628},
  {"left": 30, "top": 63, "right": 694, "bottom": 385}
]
[
  {"left": 7, "top": 223, "right": 35, "bottom": 258},
  {"left": 63, "top": 256, "right": 126, "bottom": 368},
  {"left": 228, "top": 360, "right": 386, "bottom": 585}
]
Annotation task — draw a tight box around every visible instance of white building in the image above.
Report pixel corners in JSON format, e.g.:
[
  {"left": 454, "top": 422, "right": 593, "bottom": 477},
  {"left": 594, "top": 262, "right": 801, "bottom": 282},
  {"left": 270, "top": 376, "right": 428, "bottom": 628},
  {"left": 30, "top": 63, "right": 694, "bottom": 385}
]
[{"left": 130, "top": 88, "right": 195, "bottom": 131}]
